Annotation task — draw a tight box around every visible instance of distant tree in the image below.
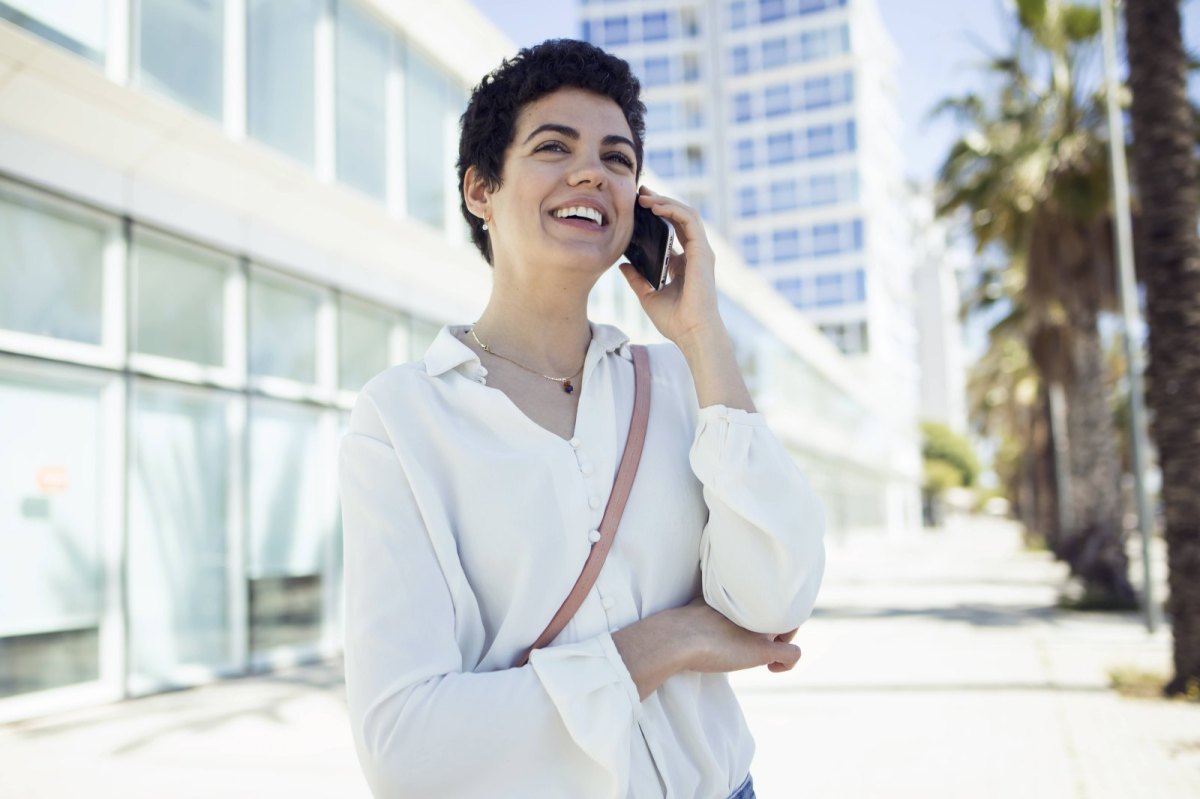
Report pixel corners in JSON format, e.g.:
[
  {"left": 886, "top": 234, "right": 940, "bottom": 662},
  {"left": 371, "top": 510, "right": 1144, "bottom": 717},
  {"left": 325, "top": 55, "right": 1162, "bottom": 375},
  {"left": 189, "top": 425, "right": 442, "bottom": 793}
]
[
  {"left": 921, "top": 421, "right": 980, "bottom": 489},
  {"left": 1124, "top": 0, "right": 1200, "bottom": 697},
  {"left": 936, "top": 0, "right": 1136, "bottom": 606}
]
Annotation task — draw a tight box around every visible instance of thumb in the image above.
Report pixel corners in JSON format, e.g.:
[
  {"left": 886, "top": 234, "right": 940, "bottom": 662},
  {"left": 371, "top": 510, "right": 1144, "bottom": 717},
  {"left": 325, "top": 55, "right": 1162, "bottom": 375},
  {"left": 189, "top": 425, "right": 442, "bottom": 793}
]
[{"left": 618, "top": 262, "right": 656, "bottom": 303}]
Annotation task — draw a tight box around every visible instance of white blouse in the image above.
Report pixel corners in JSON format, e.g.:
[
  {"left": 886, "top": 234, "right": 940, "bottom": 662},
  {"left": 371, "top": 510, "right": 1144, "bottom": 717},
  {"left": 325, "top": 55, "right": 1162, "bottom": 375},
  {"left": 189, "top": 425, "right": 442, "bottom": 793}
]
[{"left": 339, "top": 321, "right": 825, "bottom": 799}]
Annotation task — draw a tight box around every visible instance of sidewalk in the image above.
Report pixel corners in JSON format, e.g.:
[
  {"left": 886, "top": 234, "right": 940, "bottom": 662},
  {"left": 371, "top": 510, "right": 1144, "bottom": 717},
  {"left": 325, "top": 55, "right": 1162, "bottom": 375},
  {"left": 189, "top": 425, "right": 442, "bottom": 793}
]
[
  {"left": 731, "top": 515, "right": 1196, "bottom": 798},
  {"left": 1, "top": 516, "right": 1195, "bottom": 798}
]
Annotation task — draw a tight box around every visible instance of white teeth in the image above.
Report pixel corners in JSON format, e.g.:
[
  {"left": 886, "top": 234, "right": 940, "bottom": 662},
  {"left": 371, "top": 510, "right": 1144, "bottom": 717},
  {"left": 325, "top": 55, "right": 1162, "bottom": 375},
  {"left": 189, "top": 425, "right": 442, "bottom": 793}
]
[{"left": 553, "top": 206, "right": 604, "bottom": 225}]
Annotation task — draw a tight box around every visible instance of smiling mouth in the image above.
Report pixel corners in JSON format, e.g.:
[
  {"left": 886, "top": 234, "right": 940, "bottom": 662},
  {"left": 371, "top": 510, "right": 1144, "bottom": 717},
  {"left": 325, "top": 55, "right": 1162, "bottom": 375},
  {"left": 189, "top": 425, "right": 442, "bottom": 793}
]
[{"left": 551, "top": 206, "right": 607, "bottom": 229}]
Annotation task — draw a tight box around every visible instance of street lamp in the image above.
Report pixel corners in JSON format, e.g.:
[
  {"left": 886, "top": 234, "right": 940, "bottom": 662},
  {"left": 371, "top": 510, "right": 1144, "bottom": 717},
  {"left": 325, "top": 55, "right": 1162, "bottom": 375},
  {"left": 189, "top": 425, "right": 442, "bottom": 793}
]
[{"left": 1099, "top": 0, "right": 1157, "bottom": 633}]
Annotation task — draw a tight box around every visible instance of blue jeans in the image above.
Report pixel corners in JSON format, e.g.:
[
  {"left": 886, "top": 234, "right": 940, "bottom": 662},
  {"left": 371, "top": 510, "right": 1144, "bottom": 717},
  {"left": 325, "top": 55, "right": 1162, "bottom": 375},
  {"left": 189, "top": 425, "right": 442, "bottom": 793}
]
[{"left": 728, "top": 774, "right": 755, "bottom": 799}]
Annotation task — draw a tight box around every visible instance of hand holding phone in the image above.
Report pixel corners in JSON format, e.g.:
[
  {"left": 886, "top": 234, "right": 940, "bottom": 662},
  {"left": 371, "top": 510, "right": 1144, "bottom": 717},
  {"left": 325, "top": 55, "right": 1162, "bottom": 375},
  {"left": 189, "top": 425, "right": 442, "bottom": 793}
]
[{"left": 624, "top": 200, "right": 675, "bottom": 292}]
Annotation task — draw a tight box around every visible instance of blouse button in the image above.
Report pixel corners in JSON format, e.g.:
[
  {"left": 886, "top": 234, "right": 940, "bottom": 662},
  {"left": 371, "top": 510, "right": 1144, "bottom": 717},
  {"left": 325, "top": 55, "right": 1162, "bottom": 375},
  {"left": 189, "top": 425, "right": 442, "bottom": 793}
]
[
  {"left": 587, "top": 529, "right": 601, "bottom": 543},
  {"left": 569, "top": 437, "right": 581, "bottom": 449},
  {"left": 580, "top": 462, "right": 593, "bottom": 476},
  {"left": 601, "top": 596, "right": 615, "bottom": 611},
  {"left": 588, "top": 495, "right": 600, "bottom": 509}
]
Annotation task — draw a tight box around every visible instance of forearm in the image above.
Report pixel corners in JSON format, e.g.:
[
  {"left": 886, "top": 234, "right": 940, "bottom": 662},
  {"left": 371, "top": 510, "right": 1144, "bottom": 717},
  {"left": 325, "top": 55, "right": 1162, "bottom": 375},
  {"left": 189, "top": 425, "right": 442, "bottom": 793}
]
[
  {"left": 676, "top": 322, "right": 756, "bottom": 413},
  {"left": 611, "top": 609, "right": 694, "bottom": 701}
]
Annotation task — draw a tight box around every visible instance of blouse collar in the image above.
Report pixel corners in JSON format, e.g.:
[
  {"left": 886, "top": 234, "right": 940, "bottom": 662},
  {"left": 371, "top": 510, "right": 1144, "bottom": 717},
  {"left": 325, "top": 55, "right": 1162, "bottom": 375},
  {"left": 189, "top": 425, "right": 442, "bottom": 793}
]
[{"left": 423, "top": 321, "right": 632, "bottom": 379}]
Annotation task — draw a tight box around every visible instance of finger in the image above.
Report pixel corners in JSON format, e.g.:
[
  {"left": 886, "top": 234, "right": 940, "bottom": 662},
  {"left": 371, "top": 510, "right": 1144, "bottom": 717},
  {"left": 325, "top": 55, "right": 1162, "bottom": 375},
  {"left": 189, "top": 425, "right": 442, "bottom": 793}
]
[
  {"left": 766, "top": 642, "right": 801, "bottom": 672},
  {"left": 639, "top": 193, "right": 709, "bottom": 254},
  {"left": 775, "top": 628, "right": 799, "bottom": 644}
]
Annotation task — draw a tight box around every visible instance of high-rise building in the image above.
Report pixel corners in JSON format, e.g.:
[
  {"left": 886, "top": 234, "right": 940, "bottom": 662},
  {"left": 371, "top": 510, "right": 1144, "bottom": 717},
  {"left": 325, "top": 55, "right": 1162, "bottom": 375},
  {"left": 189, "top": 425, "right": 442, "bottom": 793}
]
[{"left": 579, "top": 0, "right": 918, "bottom": 396}]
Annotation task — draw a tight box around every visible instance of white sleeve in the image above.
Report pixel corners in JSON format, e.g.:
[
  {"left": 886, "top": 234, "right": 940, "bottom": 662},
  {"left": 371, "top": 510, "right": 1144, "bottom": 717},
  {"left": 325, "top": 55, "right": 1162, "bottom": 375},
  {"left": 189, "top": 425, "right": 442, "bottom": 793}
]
[
  {"left": 688, "top": 403, "right": 826, "bottom": 634},
  {"left": 339, "top": 394, "right": 641, "bottom": 798}
]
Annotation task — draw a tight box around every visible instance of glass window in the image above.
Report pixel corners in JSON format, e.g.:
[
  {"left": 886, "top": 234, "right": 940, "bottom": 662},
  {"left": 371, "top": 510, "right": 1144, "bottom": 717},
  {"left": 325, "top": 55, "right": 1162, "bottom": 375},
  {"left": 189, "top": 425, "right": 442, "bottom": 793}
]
[
  {"left": 642, "top": 11, "right": 669, "bottom": 41},
  {"left": 0, "top": 187, "right": 106, "bottom": 345},
  {"left": 247, "top": 0, "right": 320, "bottom": 166},
  {"left": 0, "top": 373, "right": 104, "bottom": 698},
  {"left": 773, "top": 229, "right": 800, "bottom": 261},
  {"left": 680, "top": 8, "right": 699, "bottom": 36},
  {"left": 815, "top": 272, "right": 843, "bottom": 306},
  {"left": 685, "top": 145, "right": 704, "bottom": 176},
  {"left": 247, "top": 398, "right": 331, "bottom": 652},
  {"left": 845, "top": 119, "right": 858, "bottom": 151},
  {"left": 762, "top": 37, "right": 787, "bottom": 68},
  {"left": 735, "top": 138, "right": 754, "bottom": 170},
  {"left": 850, "top": 268, "right": 867, "bottom": 302},
  {"left": 603, "top": 16, "right": 629, "bottom": 46},
  {"left": 132, "top": 231, "right": 230, "bottom": 367},
  {"left": 798, "top": 29, "right": 827, "bottom": 62},
  {"left": 684, "top": 98, "right": 704, "bottom": 129},
  {"left": 580, "top": 19, "right": 593, "bottom": 43},
  {"left": 136, "top": 0, "right": 225, "bottom": 121},
  {"left": 813, "top": 222, "right": 841, "bottom": 256},
  {"left": 249, "top": 269, "right": 323, "bottom": 384},
  {"left": 0, "top": 0, "right": 107, "bottom": 63},
  {"left": 810, "top": 173, "right": 838, "bottom": 205},
  {"left": 733, "top": 92, "right": 752, "bottom": 122},
  {"left": 730, "top": 45, "right": 750, "bottom": 75},
  {"left": 767, "top": 131, "right": 793, "bottom": 164},
  {"left": 127, "top": 381, "right": 234, "bottom": 690},
  {"left": 764, "top": 84, "right": 790, "bottom": 117},
  {"left": 646, "top": 102, "right": 674, "bottom": 132},
  {"left": 739, "top": 234, "right": 760, "bottom": 265},
  {"left": 729, "top": 1, "right": 747, "bottom": 29},
  {"left": 737, "top": 186, "right": 757, "bottom": 217},
  {"left": 406, "top": 48, "right": 449, "bottom": 228},
  {"left": 644, "top": 56, "right": 671, "bottom": 86},
  {"left": 803, "top": 76, "right": 833, "bottom": 109},
  {"left": 759, "top": 0, "right": 786, "bottom": 23},
  {"left": 852, "top": 218, "right": 864, "bottom": 249},
  {"left": 340, "top": 296, "right": 393, "bottom": 392},
  {"left": 682, "top": 54, "right": 699, "bottom": 82},
  {"left": 805, "top": 124, "right": 836, "bottom": 158},
  {"left": 770, "top": 180, "right": 797, "bottom": 211},
  {"left": 336, "top": 1, "right": 389, "bottom": 200},
  {"left": 646, "top": 149, "right": 676, "bottom": 178},
  {"left": 838, "top": 72, "right": 855, "bottom": 103}
]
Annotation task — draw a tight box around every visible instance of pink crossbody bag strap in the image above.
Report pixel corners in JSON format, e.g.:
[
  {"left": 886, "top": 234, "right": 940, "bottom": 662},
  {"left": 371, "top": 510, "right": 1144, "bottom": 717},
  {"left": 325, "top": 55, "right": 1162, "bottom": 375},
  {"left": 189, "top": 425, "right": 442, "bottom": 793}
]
[{"left": 516, "top": 343, "right": 651, "bottom": 668}]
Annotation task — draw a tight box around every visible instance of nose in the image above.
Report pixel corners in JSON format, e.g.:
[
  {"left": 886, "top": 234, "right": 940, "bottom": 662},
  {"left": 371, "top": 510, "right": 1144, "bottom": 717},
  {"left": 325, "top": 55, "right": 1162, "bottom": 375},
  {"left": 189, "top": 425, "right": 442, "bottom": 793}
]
[{"left": 567, "top": 150, "right": 606, "bottom": 188}]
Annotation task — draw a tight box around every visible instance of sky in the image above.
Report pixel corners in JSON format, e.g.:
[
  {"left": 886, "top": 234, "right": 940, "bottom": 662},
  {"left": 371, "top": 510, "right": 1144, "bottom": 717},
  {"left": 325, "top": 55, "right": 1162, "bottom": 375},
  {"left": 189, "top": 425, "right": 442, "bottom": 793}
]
[{"left": 468, "top": 0, "right": 1200, "bottom": 184}]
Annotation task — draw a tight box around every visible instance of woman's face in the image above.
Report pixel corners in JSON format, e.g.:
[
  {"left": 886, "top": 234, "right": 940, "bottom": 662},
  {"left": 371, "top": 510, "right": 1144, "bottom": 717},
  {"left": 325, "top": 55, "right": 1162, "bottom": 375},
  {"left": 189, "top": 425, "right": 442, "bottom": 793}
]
[{"left": 484, "top": 87, "right": 639, "bottom": 275}]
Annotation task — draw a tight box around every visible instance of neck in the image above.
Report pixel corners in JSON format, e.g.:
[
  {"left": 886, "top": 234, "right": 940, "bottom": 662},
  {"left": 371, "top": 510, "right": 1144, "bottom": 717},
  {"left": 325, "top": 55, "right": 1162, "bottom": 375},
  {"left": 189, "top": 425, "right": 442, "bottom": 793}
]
[{"left": 470, "top": 258, "right": 599, "bottom": 376}]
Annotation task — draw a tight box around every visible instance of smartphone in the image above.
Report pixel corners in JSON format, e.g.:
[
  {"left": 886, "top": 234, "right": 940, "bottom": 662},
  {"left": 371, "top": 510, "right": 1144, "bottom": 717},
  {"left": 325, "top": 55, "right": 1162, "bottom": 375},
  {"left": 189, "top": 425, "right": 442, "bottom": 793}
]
[{"left": 624, "top": 202, "right": 675, "bottom": 291}]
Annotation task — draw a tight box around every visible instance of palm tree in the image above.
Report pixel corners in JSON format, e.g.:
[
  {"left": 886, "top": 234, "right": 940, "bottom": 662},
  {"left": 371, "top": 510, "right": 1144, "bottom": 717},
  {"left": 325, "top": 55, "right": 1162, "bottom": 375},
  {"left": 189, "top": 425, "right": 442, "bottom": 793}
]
[
  {"left": 936, "top": 0, "right": 1137, "bottom": 605},
  {"left": 1123, "top": 0, "right": 1200, "bottom": 696}
]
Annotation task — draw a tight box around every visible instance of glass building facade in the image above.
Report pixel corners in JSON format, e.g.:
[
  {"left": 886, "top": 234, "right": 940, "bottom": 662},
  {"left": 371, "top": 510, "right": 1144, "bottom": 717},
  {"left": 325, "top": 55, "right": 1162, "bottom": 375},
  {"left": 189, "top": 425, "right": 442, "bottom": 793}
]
[{"left": 0, "top": 0, "right": 475, "bottom": 719}]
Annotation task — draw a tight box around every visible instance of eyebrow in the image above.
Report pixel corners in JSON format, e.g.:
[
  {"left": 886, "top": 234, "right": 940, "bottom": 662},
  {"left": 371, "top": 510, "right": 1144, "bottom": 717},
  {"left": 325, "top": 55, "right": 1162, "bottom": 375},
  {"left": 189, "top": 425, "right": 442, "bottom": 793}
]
[{"left": 523, "top": 123, "right": 636, "bottom": 153}]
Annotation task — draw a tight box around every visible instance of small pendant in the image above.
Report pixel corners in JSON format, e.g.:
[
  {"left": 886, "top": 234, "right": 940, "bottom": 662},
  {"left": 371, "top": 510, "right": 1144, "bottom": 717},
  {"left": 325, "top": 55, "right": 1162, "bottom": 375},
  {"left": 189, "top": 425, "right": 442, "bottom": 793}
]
[{"left": 563, "top": 381, "right": 574, "bottom": 394}]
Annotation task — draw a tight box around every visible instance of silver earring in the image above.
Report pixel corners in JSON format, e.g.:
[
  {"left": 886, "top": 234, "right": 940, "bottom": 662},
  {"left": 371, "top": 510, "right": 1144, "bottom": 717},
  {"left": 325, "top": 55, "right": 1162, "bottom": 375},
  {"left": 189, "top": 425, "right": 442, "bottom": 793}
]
[{"left": 482, "top": 221, "right": 488, "bottom": 231}]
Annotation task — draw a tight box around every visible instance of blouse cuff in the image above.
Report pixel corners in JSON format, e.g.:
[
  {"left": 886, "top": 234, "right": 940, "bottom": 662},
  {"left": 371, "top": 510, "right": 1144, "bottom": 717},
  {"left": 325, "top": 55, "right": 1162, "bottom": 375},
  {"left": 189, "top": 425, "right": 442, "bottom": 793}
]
[
  {"left": 528, "top": 634, "right": 641, "bottom": 762},
  {"left": 697, "top": 404, "right": 767, "bottom": 427}
]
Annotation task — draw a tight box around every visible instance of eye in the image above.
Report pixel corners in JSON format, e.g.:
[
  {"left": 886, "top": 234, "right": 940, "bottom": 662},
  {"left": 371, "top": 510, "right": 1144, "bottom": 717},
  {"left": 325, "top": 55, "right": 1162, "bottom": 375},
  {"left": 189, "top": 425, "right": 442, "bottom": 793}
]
[
  {"left": 605, "top": 152, "right": 635, "bottom": 169},
  {"left": 534, "top": 141, "right": 568, "bottom": 154}
]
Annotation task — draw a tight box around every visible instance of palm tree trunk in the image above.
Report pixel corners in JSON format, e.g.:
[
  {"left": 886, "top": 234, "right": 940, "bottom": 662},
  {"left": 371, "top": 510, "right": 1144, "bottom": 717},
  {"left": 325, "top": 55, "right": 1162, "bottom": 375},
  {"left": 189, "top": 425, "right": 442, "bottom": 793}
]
[
  {"left": 1061, "top": 312, "right": 1136, "bottom": 606},
  {"left": 1124, "top": 0, "right": 1200, "bottom": 696}
]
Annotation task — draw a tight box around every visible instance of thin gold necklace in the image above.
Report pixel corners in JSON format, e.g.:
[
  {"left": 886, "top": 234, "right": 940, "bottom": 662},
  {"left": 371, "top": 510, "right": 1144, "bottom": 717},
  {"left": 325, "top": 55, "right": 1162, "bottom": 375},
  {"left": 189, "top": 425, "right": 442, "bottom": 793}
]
[{"left": 469, "top": 325, "right": 585, "bottom": 394}]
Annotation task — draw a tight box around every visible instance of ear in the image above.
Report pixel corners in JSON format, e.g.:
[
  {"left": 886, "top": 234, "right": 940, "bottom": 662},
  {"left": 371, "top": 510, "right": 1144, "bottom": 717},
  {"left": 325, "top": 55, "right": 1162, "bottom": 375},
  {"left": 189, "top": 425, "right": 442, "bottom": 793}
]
[{"left": 462, "top": 165, "right": 492, "bottom": 224}]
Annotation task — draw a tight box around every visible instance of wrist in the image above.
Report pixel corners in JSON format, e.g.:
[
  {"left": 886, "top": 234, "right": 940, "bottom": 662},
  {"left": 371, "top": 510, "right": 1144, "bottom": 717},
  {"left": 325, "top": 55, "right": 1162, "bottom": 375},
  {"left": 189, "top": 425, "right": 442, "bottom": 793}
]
[{"left": 675, "top": 319, "right": 731, "bottom": 363}]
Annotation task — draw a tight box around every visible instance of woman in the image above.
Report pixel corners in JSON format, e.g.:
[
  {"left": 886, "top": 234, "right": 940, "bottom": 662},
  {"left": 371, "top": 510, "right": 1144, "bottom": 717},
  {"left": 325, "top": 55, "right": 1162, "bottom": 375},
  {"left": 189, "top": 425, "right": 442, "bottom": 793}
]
[{"left": 339, "top": 39, "right": 825, "bottom": 798}]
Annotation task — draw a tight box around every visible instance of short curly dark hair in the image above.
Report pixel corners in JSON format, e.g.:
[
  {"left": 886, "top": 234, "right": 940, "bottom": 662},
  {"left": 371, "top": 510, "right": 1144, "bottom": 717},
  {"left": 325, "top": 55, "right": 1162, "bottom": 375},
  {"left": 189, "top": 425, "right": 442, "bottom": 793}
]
[{"left": 457, "top": 39, "right": 646, "bottom": 265}]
